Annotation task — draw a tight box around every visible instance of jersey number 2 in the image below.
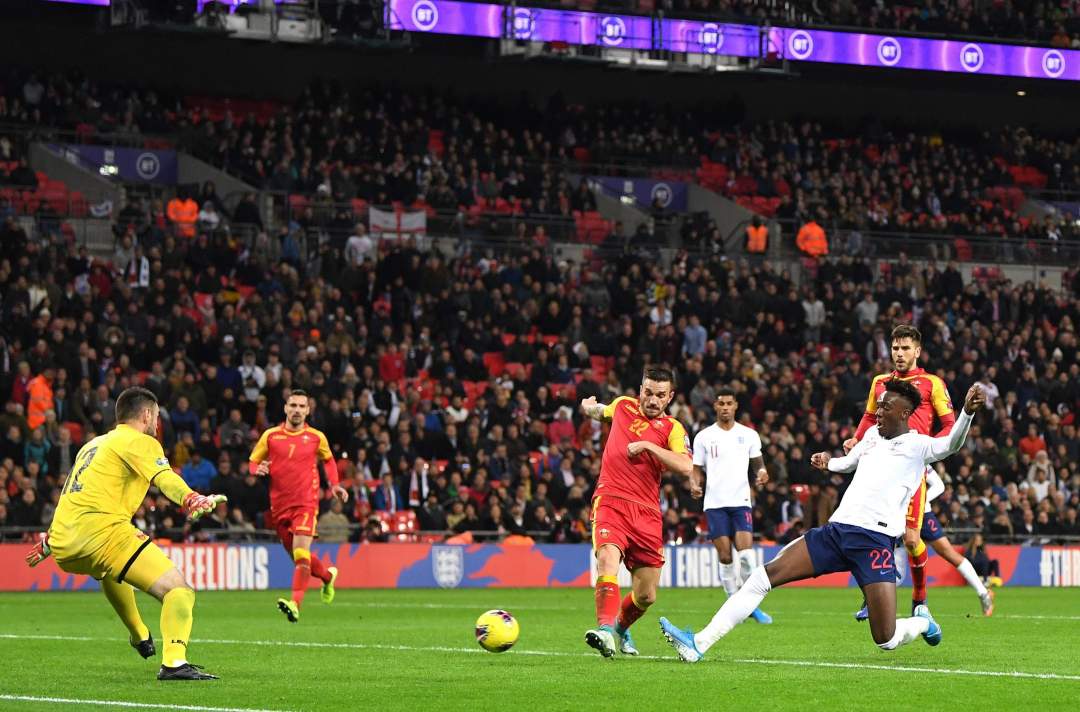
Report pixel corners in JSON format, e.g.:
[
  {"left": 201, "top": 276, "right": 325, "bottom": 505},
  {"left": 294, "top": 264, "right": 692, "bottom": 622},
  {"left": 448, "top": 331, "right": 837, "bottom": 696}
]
[{"left": 63, "top": 447, "right": 98, "bottom": 495}]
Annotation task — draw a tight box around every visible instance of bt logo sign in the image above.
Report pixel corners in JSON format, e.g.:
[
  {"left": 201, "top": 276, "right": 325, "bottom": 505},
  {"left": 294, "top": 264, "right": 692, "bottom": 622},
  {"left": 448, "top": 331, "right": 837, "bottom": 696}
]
[
  {"left": 876, "top": 37, "right": 901, "bottom": 66},
  {"left": 699, "top": 23, "right": 724, "bottom": 54},
  {"left": 411, "top": 0, "right": 438, "bottom": 31},
  {"left": 788, "top": 30, "right": 813, "bottom": 60},
  {"left": 960, "top": 43, "right": 984, "bottom": 72},
  {"left": 135, "top": 153, "right": 161, "bottom": 180},
  {"left": 600, "top": 16, "right": 626, "bottom": 46},
  {"left": 1042, "top": 49, "right": 1065, "bottom": 78},
  {"left": 512, "top": 8, "right": 535, "bottom": 40},
  {"left": 651, "top": 183, "right": 673, "bottom": 208}
]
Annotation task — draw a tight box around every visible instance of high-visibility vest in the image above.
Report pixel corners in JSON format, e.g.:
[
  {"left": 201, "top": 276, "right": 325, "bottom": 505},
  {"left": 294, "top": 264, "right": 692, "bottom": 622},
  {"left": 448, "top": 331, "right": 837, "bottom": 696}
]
[
  {"left": 796, "top": 222, "right": 828, "bottom": 257},
  {"left": 746, "top": 224, "right": 768, "bottom": 253},
  {"left": 27, "top": 376, "right": 53, "bottom": 430},
  {"left": 167, "top": 198, "right": 199, "bottom": 238}
]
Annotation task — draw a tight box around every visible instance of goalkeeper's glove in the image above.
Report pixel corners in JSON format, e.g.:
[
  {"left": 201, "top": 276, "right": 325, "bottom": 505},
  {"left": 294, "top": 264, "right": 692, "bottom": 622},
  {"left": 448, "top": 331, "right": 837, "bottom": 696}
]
[
  {"left": 182, "top": 492, "right": 228, "bottom": 521},
  {"left": 25, "top": 532, "right": 51, "bottom": 568}
]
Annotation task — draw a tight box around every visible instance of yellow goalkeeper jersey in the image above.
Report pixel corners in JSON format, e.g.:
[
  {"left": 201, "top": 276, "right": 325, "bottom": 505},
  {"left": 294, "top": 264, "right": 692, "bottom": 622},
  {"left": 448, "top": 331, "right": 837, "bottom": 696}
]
[{"left": 50, "top": 424, "right": 175, "bottom": 530}]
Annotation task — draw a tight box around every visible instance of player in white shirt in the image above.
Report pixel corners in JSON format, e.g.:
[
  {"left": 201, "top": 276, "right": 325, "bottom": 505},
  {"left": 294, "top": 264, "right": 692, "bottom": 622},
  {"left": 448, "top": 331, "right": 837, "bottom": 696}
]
[
  {"left": 660, "top": 380, "right": 985, "bottom": 662},
  {"left": 691, "top": 388, "right": 772, "bottom": 624}
]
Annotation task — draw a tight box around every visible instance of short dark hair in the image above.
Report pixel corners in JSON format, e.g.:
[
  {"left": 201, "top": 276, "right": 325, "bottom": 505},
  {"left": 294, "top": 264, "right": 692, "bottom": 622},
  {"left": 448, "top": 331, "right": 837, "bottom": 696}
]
[
  {"left": 885, "top": 378, "right": 922, "bottom": 412},
  {"left": 288, "top": 389, "right": 309, "bottom": 400},
  {"left": 115, "top": 387, "right": 158, "bottom": 423},
  {"left": 891, "top": 325, "right": 922, "bottom": 344},
  {"left": 716, "top": 386, "right": 736, "bottom": 400},
  {"left": 642, "top": 366, "right": 676, "bottom": 388}
]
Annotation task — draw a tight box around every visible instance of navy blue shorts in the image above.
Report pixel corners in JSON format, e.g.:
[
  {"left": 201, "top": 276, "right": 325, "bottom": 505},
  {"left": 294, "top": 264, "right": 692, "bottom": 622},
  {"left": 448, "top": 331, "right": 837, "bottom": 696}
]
[
  {"left": 804, "top": 522, "right": 899, "bottom": 588},
  {"left": 706, "top": 507, "right": 753, "bottom": 540},
  {"left": 920, "top": 511, "right": 945, "bottom": 542}
]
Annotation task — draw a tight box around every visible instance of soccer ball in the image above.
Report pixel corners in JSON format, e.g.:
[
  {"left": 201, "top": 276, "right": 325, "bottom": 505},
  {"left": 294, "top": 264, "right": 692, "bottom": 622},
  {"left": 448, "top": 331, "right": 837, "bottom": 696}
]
[{"left": 475, "top": 609, "right": 519, "bottom": 653}]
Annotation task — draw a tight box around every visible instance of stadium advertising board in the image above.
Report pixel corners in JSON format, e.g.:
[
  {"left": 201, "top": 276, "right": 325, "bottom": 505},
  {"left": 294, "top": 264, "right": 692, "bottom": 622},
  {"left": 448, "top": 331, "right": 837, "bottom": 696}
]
[
  {"left": 385, "top": 0, "right": 1080, "bottom": 82},
  {"left": 588, "top": 177, "right": 690, "bottom": 212},
  {"left": 48, "top": 144, "right": 179, "bottom": 185},
  {"left": 3, "top": 543, "right": 1078, "bottom": 591}
]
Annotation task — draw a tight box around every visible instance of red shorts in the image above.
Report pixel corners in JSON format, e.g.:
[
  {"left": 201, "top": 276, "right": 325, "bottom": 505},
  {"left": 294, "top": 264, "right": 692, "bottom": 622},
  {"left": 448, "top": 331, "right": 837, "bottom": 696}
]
[
  {"left": 591, "top": 496, "right": 664, "bottom": 570},
  {"left": 272, "top": 505, "right": 319, "bottom": 541},
  {"left": 905, "top": 474, "right": 928, "bottom": 532}
]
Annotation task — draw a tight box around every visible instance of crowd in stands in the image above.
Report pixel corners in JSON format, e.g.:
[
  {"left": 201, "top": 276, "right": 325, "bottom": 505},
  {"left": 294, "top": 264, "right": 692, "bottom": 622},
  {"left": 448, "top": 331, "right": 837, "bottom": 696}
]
[
  {"left": 1, "top": 183, "right": 1079, "bottom": 547},
  {"left": 4, "top": 71, "right": 1080, "bottom": 255}
]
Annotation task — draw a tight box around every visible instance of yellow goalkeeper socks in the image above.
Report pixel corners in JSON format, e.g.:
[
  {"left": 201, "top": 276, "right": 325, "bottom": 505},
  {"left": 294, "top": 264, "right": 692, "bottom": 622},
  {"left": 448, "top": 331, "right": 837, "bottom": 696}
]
[
  {"left": 161, "top": 588, "right": 196, "bottom": 667},
  {"left": 101, "top": 578, "right": 150, "bottom": 644}
]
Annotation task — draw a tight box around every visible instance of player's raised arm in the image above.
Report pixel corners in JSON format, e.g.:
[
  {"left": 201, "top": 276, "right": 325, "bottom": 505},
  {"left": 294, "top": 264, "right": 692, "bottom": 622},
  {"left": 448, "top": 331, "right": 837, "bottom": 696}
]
[
  {"left": 922, "top": 384, "right": 984, "bottom": 464},
  {"left": 580, "top": 396, "right": 612, "bottom": 422},
  {"left": 126, "top": 436, "right": 226, "bottom": 520}
]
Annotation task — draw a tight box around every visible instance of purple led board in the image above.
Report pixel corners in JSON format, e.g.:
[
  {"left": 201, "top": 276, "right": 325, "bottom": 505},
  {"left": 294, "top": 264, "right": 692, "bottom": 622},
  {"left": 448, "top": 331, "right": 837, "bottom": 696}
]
[
  {"left": 772, "top": 27, "right": 1079, "bottom": 81},
  {"left": 44, "top": 0, "right": 111, "bottom": 6},
  {"left": 387, "top": 0, "right": 655, "bottom": 49},
  {"left": 385, "top": 0, "right": 1080, "bottom": 81},
  {"left": 662, "top": 19, "right": 760, "bottom": 57}
]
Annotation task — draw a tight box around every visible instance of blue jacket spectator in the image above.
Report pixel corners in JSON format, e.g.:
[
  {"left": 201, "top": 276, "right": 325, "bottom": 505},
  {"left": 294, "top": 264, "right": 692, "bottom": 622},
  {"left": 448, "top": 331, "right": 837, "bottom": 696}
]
[{"left": 181, "top": 452, "right": 217, "bottom": 493}]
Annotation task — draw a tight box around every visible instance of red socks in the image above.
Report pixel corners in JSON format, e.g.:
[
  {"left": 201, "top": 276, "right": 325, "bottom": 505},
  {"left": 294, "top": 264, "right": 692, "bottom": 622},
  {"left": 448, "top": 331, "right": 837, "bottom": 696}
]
[
  {"left": 291, "top": 557, "right": 311, "bottom": 606},
  {"left": 594, "top": 576, "right": 620, "bottom": 628},
  {"left": 616, "top": 592, "right": 647, "bottom": 632},
  {"left": 310, "top": 554, "right": 332, "bottom": 584},
  {"left": 910, "top": 540, "right": 928, "bottom": 603}
]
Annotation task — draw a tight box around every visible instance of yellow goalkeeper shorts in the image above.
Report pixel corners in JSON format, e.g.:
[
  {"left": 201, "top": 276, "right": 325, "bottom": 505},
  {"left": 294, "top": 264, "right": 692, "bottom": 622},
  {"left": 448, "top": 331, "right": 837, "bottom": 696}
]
[{"left": 50, "top": 517, "right": 175, "bottom": 591}]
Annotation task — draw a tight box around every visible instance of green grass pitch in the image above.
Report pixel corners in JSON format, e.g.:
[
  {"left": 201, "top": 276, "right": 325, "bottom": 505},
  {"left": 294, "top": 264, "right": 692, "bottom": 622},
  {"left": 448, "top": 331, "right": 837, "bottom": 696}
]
[{"left": 1, "top": 587, "right": 1078, "bottom": 711}]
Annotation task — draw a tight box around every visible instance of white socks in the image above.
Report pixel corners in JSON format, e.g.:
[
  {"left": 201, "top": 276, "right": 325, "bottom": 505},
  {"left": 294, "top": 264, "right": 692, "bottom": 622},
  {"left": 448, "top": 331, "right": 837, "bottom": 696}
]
[
  {"left": 695, "top": 566, "right": 771, "bottom": 653},
  {"left": 736, "top": 549, "right": 756, "bottom": 586},
  {"left": 719, "top": 562, "right": 737, "bottom": 596},
  {"left": 956, "top": 558, "right": 989, "bottom": 596},
  {"left": 877, "top": 616, "right": 929, "bottom": 651}
]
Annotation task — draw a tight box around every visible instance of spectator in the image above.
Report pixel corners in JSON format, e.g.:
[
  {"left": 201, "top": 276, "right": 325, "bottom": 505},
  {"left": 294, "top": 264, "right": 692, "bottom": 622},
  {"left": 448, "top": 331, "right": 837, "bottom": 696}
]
[
  {"left": 796, "top": 218, "right": 828, "bottom": 258},
  {"left": 181, "top": 451, "right": 217, "bottom": 492},
  {"left": 319, "top": 498, "right": 352, "bottom": 543},
  {"left": 1019, "top": 424, "right": 1048, "bottom": 459},
  {"left": 166, "top": 191, "right": 198, "bottom": 239},
  {"left": 745, "top": 215, "right": 768, "bottom": 254},
  {"left": 372, "top": 472, "right": 403, "bottom": 512}
]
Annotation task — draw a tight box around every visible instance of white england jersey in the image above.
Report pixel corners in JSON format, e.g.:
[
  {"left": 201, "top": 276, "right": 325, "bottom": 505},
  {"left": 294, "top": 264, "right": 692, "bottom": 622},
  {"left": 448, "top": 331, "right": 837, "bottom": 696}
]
[
  {"left": 827, "top": 410, "right": 973, "bottom": 536},
  {"left": 852, "top": 429, "right": 947, "bottom": 514},
  {"left": 693, "top": 422, "right": 762, "bottom": 510}
]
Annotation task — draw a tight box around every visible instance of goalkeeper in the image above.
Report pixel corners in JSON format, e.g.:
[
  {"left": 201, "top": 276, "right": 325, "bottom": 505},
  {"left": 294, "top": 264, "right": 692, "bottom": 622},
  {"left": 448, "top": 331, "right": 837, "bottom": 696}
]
[{"left": 26, "top": 387, "right": 225, "bottom": 681}]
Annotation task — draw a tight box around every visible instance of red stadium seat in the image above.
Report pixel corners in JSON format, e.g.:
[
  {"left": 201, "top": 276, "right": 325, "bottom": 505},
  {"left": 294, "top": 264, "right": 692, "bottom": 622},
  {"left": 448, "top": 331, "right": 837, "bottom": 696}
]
[
  {"left": 482, "top": 352, "right": 505, "bottom": 377},
  {"left": 62, "top": 421, "right": 84, "bottom": 445}
]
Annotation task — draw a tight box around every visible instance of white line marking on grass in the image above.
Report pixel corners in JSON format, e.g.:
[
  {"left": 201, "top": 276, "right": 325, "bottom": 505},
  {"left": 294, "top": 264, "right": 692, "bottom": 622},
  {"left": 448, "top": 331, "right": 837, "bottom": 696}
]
[
  {"left": 289, "top": 603, "right": 1080, "bottom": 622},
  {"left": 0, "top": 694, "right": 287, "bottom": 712},
  {"left": 729, "top": 658, "right": 1080, "bottom": 682},
  {"left": 5, "top": 633, "right": 1080, "bottom": 682}
]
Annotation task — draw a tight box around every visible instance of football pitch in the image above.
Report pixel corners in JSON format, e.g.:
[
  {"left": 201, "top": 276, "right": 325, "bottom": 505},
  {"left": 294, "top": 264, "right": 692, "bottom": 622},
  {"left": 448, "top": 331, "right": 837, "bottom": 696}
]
[{"left": 1, "top": 587, "right": 1078, "bottom": 711}]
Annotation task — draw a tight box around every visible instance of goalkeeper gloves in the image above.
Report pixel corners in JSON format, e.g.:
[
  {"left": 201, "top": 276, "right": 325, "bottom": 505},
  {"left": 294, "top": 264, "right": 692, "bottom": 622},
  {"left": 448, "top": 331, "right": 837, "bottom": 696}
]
[
  {"left": 182, "top": 492, "right": 228, "bottom": 521},
  {"left": 25, "top": 532, "right": 51, "bottom": 567}
]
